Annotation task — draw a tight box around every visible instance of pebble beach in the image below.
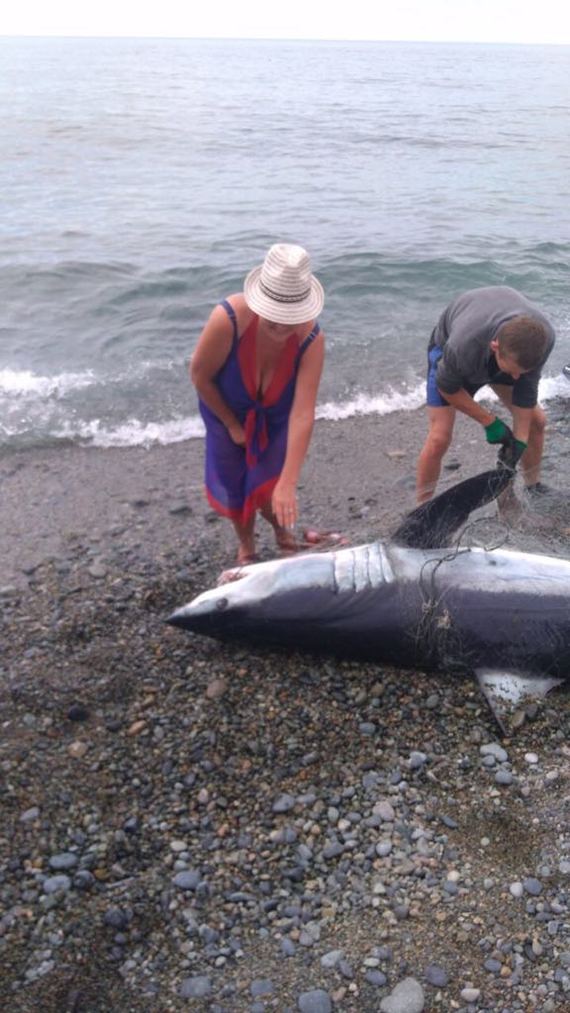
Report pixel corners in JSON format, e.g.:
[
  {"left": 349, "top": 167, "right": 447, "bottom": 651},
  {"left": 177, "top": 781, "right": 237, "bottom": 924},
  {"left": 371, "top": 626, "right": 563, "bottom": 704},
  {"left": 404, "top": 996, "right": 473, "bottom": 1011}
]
[{"left": 1, "top": 401, "right": 569, "bottom": 1012}]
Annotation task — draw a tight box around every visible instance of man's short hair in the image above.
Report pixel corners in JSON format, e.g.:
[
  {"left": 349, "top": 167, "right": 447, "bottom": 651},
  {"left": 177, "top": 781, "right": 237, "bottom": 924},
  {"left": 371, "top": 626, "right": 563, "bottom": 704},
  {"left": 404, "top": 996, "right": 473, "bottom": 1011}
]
[{"left": 496, "top": 316, "right": 549, "bottom": 370}]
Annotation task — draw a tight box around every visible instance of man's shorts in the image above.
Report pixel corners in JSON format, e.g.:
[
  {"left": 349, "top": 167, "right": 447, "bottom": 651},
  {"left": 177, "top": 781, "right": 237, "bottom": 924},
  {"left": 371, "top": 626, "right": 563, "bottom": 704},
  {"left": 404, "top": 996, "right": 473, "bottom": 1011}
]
[{"left": 426, "top": 337, "right": 515, "bottom": 408}]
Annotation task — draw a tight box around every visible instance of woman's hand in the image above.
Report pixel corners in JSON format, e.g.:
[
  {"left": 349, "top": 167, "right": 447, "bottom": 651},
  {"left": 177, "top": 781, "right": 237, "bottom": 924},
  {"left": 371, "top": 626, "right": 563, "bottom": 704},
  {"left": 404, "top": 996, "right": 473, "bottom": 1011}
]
[
  {"left": 272, "top": 478, "right": 298, "bottom": 529},
  {"left": 227, "top": 422, "right": 246, "bottom": 446}
]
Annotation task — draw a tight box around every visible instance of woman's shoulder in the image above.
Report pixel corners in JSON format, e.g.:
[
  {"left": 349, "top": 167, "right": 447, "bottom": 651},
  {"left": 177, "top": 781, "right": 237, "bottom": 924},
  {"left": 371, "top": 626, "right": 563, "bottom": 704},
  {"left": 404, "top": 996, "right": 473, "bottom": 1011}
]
[
  {"left": 298, "top": 319, "right": 324, "bottom": 342},
  {"left": 223, "top": 293, "right": 252, "bottom": 329}
]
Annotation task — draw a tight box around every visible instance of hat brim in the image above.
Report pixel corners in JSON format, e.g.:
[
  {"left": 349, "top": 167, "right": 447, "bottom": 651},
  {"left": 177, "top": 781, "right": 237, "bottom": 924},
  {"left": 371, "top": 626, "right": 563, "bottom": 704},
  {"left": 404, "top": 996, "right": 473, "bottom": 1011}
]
[{"left": 243, "top": 265, "right": 324, "bottom": 325}]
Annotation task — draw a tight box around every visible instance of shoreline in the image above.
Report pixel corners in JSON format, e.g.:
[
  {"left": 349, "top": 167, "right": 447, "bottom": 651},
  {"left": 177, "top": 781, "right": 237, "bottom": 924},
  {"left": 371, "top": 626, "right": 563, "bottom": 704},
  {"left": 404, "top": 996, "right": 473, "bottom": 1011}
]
[{"left": 2, "top": 398, "right": 568, "bottom": 589}]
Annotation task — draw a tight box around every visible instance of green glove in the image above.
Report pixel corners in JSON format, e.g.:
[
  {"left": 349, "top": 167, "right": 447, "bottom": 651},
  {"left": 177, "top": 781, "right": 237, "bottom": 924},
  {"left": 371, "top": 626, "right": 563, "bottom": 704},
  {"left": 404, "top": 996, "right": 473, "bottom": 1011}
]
[{"left": 484, "top": 417, "right": 514, "bottom": 446}]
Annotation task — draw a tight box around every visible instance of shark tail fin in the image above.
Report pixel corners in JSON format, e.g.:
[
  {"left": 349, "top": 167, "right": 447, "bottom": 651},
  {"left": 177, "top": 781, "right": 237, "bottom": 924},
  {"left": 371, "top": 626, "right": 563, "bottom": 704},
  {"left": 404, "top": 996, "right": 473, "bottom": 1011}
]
[{"left": 393, "top": 467, "right": 513, "bottom": 549}]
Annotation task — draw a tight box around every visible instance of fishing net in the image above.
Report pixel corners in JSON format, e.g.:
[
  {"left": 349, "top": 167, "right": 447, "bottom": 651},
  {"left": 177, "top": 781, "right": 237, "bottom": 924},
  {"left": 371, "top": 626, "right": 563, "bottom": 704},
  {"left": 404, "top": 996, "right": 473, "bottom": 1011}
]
[{"left": 393, "top": 394, "right": 569, "bottom": 558}]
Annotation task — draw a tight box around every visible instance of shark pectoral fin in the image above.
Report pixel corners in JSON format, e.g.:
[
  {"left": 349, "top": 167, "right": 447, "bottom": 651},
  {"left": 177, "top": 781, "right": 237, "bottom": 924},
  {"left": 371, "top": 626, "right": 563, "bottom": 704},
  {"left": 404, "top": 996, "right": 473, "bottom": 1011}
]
[{"left": 475, "top": 668, "right": 564, "bottom": 735}]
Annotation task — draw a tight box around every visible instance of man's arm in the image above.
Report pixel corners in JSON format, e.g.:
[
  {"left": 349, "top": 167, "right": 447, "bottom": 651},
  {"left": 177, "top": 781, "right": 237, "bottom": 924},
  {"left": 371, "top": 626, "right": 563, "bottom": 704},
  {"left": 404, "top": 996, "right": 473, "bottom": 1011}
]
[{"left": 438, "top": 387, "right": 495, "bottom": 427}]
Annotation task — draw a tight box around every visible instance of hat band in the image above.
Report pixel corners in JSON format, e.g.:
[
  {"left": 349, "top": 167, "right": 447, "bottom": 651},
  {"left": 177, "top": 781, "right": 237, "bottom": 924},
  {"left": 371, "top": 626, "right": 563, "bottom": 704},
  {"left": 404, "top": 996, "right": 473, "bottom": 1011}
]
[{"left": 259, "top": 278, "right": 312, "bottom": 304}]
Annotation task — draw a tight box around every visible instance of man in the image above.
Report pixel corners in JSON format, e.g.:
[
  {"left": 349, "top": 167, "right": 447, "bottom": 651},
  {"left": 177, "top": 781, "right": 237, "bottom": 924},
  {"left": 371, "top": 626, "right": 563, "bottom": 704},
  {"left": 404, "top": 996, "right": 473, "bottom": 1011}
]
[{"left": 417, "top": 286, "right": 555, "bottom": 503}]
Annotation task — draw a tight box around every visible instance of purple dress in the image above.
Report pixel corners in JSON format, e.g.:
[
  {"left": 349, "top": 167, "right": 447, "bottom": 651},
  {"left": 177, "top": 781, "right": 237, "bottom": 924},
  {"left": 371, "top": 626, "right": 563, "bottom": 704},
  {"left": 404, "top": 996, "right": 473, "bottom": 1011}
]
[{"left": 199, "top": 300, "right": 319, "bottom": 522}]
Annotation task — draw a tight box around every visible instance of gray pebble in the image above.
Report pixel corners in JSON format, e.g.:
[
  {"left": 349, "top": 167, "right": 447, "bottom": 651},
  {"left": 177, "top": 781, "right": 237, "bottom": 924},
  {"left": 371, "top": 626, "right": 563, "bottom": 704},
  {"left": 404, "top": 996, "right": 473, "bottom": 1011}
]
[
  {"left": 376, "top": 840, "right": 393, "bottom": 857},
  {"left": 297, "top": 988, "right": 332, "bottom": 1013},
  {"left": 320, "top": 949, "right": 343, "bottom": 969},
  {"left": 88, "top": 560, "right": 107, "bottom": 579},
  {"left": 169, "top": 501, "right": 192, "bottom": 515},
  {"left": 484, "top": 958, "right": 502, "bottom": 973},
  {"left": 523, "top": 877, "right": 543, "bottom": 896},
  {"left": 103, "top": 907, "right": 129, "bottom": 930},
  {"left": 460, "top": 987, "right": 480, "bottom": 1002},
  {"left": 480, "top": 743, "right": 508, "bottom": 763},
  {"left": 43, "top": 875, "right": 71, "bottom": 895},
  {"left": 173, "top": 870, "right": 200, "bottom": 891},
  {"left": 273, "top": 793, "right": 296, "bottom": 813},
  {"left": 380, "top": 977, "right": 425, "bottom": 1012},
  {"left": 19, "top": 806, "right": 40, "bottom": 822},
  {"left": 495, "top": 769, "right": 513, "bottom": 786},
  {"left": 323, "top": 841, "right": 343, "bottom": 860},
  {"left": 359, "top": 722, "right": 377, "bottom": 735},
  {"left": 376, "top": 801, "right": 396, "bottom": 821},
  {"left": 440, "top": 815, "right": 458, "bottom": 829},
  {"left": 251, "top": 979, "right": 274, "bottom": 997},
  {"left": 425, "top": 964, "right": 448, "bottom": 987},
  {"left": 179, "top": 975, "right": 212, "bottom": 998},
  {"left": 48, "top": 853, "right": 78, "bottom": 871},
  {"left": 366, "top": 970, "right": 388, "bottom": 987},
  {"left": 73, "top": 870, "right": 95, "bottom": 891}
]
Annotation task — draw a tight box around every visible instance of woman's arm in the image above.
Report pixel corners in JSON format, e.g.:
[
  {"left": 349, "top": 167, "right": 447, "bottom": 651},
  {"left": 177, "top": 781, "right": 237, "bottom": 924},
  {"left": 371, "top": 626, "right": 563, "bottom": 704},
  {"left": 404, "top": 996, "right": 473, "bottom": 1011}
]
[
  {"left": 272, "top": 331, "right": 325, "bottom": 528},
  {"left": 190, "top": 303, "right": 246, "bottom": 445}
]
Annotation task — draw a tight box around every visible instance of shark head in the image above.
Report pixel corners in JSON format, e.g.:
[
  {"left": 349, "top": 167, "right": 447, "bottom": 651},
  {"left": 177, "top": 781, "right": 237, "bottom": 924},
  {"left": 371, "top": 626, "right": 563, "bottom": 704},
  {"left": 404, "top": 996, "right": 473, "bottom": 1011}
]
[
  {"left": 167, "top": 551, "right": 337, "bottom": 636},
  {"left": 167, "top": 541, "right": 398, "bottom": 641}
]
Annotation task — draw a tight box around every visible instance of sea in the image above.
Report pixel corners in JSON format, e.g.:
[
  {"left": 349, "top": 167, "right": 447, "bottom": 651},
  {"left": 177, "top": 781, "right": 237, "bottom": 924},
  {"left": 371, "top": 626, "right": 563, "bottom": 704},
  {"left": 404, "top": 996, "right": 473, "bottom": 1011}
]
[{"left": 1, "top": 36, "right": 570, "bottom": 451}]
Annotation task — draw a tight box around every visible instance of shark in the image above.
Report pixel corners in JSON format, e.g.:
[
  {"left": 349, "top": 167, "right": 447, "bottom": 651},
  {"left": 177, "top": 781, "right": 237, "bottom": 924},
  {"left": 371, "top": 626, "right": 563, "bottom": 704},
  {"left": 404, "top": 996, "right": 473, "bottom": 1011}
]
[{"left": 168, "top": 468, "right": 569, "bottom": 731}]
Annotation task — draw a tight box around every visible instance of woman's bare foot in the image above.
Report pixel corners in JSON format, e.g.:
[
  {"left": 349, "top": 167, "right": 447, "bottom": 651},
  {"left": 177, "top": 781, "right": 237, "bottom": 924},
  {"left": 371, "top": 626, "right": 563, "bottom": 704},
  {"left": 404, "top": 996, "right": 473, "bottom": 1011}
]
[
  {"left": 302, "top": 529, "right": 350, "bottom": 548},
  {"left": 236, "top": 546, "right": 259, "bottom": 566},
  {"left": 274, "top": 527, "right": 299, "bottom": 554}
]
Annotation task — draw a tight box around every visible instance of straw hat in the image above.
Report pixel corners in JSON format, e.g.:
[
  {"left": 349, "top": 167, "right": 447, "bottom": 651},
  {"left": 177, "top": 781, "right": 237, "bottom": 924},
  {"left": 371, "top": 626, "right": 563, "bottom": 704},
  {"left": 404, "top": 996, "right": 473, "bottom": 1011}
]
[{"left": 244, "top": 244, "right": 324, "bottom": 325}]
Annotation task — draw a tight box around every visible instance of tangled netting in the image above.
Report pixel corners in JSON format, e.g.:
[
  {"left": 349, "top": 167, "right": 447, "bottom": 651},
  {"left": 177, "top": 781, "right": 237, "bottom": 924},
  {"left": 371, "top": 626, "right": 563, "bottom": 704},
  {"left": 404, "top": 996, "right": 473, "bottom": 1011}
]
[{"left": 393, "top": 394, "right": 569, "bottom": 559}]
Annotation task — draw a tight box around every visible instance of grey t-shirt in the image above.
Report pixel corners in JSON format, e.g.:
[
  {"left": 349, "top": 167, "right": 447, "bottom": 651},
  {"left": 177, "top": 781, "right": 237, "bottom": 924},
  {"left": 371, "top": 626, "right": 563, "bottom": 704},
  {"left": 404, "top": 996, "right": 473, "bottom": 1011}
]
[{"left": 433, "top": 286, "right": 555, "bottom": 408}]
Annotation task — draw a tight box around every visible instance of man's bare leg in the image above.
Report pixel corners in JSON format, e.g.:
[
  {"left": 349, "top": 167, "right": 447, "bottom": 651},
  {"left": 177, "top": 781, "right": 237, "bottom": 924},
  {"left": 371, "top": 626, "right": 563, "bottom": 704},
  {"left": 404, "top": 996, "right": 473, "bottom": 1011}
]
[
  {"left": 416, "top": 406, "right": 456, "bottom": 503},
  {"left": 491, "top": 385, "right": 546, "bottom": 487},
  {"left": 519, "top": 409, "right": 545, "bottom": 486}
]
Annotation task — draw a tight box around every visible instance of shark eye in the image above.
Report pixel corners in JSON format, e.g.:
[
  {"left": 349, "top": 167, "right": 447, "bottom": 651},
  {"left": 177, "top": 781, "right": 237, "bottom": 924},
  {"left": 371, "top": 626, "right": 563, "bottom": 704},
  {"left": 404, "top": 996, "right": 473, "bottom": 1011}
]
[{"left": 216, "top": 597, "right": 228, "bottom": 611}]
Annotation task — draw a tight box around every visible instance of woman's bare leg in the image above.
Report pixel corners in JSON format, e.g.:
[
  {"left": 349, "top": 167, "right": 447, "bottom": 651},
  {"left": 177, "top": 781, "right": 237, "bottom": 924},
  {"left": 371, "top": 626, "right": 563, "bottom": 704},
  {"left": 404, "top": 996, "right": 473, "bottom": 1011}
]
[
  {"left": 260, "top": 504, "right": 298, "bottom": 553},
  {"left": 231, "top": 515, "right": 257, "bottom": 564}
]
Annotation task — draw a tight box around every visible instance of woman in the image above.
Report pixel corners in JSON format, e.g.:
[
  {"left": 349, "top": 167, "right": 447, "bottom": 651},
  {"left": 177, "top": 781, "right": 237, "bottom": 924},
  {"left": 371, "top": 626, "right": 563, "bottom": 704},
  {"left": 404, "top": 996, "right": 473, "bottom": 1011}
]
[{"left": 191, "top": 243, "right": 325, "bottom": 565}]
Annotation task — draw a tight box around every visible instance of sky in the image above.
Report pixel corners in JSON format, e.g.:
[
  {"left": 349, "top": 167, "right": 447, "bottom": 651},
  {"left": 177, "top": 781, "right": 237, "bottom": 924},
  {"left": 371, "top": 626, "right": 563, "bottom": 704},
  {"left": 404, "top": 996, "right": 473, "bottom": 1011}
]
[{"left": 1, "top": 0, "right": 569, "bottom": 45}]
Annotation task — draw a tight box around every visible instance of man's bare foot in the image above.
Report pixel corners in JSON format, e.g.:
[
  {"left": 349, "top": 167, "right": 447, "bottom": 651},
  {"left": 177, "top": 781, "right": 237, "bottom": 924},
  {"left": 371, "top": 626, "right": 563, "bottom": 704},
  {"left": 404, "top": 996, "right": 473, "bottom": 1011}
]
[{"left": 497, "top": 490, "right": 522, "bottom": 524}]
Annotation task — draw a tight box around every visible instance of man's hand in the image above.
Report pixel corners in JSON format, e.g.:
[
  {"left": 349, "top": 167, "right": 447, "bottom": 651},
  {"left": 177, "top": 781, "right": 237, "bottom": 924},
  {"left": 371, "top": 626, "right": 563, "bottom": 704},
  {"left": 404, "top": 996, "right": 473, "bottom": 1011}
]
[
  {"left": 498, "top": 437, "right": 527, "bottom": 471},
  {"left": 484, "top": 416, "right": 516, "bottom": 448}
]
